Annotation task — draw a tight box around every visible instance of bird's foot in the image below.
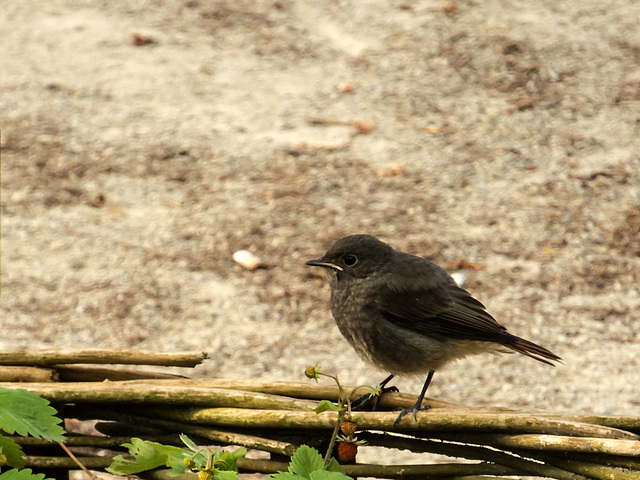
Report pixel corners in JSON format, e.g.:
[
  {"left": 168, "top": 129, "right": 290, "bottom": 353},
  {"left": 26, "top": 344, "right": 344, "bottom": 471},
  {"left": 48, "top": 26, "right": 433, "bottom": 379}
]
[
  {"left": 352, "top": 384, "right": 399, "bottom": 411},
  {"left": 393, "top": 402, "right": 431, "bottom": 425}
]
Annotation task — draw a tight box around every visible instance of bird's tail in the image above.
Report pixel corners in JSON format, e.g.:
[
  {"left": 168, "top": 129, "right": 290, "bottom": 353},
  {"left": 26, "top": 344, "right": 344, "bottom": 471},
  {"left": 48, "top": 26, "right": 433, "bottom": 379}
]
[{"left": 505, "top": 336, "right": 562, "bottom": 366}]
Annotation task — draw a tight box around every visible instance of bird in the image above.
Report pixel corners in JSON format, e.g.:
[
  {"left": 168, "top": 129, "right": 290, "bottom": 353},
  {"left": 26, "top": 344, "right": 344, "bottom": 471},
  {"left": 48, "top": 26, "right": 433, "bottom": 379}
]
[{"left": 306, "top": 234, "right": 561, "bottom": 423}]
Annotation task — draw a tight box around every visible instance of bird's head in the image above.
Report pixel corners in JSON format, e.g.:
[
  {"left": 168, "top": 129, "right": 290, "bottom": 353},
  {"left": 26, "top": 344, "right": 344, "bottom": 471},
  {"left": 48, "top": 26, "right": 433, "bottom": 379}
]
[{"left": 306, "top": 234, "right": 394, "bottom": 283}]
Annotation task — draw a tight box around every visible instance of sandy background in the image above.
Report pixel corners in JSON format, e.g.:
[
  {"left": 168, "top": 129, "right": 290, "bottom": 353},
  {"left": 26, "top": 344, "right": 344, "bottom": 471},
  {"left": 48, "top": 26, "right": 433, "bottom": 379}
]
[{"left": 2, "top": 0, "right": 640, "bottom": 455}]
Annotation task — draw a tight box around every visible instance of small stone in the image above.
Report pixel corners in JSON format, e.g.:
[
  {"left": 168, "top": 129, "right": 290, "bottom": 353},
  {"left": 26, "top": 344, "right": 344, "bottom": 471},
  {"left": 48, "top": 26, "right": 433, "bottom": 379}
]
[{"left": 232, "top": 250, "right": 263, "bottom": 270}]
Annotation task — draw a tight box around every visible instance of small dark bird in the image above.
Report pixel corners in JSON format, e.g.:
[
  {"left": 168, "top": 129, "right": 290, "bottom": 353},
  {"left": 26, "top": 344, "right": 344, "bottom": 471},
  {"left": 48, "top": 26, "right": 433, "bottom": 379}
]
[{"left": 306, "top": 234, "right": 561, "bottom": 423}]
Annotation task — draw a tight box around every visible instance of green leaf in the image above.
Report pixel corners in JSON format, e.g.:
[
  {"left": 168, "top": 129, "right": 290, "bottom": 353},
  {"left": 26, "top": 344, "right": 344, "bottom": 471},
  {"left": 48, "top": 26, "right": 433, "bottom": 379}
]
[
  {"left": 106, "top": 438, "right": 189, "bottom": 475},
  {"left": 271, "top": 473, "right": 304, "bottom": 480},
  {"left": 165, "top": 451, "right": 194, "bottom": 475},
  {"left": 0, "top": 469, "right": 51, "bottom": 480},
  {"left": 107, "top": 437, "right": 245, "bottom": 476},
  {"left": 0, "top": 435, "right": 25, "bottom": 468},
  {"left": 0, "top": 388, "right": 65, "bottom": 443},
  {"left": 325, "top": 457, "right": 345, "bottom": 474},
  {"left": 216, "top": 471, "right": 239, "bottom": 480},
  {"left": 289, "top": 445, "right": 324, "bottom": 479},
  {"left": 214, "top": 447, "right": 246, "bottom": 471},
  {"left": 310, "top": 471, "right": 352, "bottom": 480},
  {"left": 314, "top": 400, "right": 342, "bottom": 414},
  {"left": 179, "top": 433, "right": 199, "bottom": 452}
]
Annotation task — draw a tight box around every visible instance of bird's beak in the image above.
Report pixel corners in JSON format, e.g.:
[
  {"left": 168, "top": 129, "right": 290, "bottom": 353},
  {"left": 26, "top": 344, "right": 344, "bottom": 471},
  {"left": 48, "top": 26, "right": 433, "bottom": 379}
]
[{"left": 305, "top": 259, "right": 343, "bottom": 271}]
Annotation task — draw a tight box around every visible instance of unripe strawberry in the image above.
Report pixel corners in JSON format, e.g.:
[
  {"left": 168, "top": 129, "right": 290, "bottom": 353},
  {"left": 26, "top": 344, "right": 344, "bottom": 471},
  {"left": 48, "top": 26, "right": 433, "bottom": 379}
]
[
  {"left": 198, "top": 469, "right": 215, "bottom": 480},
  {"left": 337, "top": 441, "right": 358, "bottom": 463},
  {"left": 340, "top": 418, "right": 357, "bottom": 436},
  {"left": 305, "top": 365, "right": 321, "bottom": 381},
  {"left": 183, "top": 457, "right": 196, "bottom": 470}
]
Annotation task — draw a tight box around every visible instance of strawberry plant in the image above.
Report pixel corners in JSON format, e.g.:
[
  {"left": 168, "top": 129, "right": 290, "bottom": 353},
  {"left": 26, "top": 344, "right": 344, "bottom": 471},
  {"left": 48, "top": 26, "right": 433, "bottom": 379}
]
[{"left": 0, "top": 387, "right": 66, "bottom": 480}]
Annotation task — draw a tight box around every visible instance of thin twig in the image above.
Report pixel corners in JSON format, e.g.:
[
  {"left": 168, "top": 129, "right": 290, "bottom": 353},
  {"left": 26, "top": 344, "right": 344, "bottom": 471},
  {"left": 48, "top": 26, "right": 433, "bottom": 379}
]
[{"left": 57, "top": 443, "right": 103, "bottom": 480}]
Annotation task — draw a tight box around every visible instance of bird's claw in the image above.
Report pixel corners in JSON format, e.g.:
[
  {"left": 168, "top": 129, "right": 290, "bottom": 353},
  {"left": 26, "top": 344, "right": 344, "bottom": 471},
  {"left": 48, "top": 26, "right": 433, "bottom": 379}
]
[{"left": 393, "top": 402, "right": 431, "bottom": 425}]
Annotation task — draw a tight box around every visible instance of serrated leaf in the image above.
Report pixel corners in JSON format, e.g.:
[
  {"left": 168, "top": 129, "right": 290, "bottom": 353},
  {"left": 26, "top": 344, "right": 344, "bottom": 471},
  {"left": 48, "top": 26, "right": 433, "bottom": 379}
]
[
  {"left": 216, "top": 471, "right": 239, "bottom": 480},
  {"left": 0, "top": 389, "right": 65, "bottom": 443},
  {"left": 325, "top": 457, "right": 345, "bottom": 474},
  {"left": 106, "top": 438, "right": 189, "bottom": 475},
  {"left": 314, "top": 400, "right": 341, "bottom": 414},
  {"left": 0, "top": 468, "right": 50, "bottom": 480},
  {"left": 289, "top": 445, "right": 324, "bottom": 479},
  {"left": 271, "top": 472, "right": 304, "bottom": 480},
  {"left": 0, "top": 435, "right": 25, "bottom": 468},
  {"left": 309, "top": 471, "right": 352, "bottom": 480}
]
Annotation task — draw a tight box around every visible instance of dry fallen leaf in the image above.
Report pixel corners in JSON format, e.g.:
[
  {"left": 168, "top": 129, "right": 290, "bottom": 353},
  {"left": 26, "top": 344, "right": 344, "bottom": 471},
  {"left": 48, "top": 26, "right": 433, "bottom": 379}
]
[
  {"left": 131, "top": 33, "right": 155, "bottom": 46},
  {"left": 353, "top": 120, "right": 374, "bottom": 135},
  {"left": 89, "top": 193, "right": 107, "bottom": 208},
  {"left": 448, "top": 259, "right": 486, "bottom": 270},
  {"left": 442, "top": 1, "right": 459, "bottom": 15},
  {"left": 373, "top": 164, "right": 405, "bottom": 177},
  {"left": 336, "top": 81, "right": 355, "bottom": 93}
]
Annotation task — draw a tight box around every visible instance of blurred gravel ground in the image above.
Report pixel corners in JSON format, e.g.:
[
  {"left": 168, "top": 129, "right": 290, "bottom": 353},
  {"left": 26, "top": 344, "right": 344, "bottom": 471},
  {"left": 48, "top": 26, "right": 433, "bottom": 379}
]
[{"left": 2, "top": 0, "right": 639, "bottom": 435}]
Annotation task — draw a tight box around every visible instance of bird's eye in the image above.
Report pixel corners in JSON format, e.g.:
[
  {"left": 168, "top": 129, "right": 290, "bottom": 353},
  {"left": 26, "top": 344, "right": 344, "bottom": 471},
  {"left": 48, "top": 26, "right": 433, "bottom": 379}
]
[{"left": 343, "top": 254, "right": 358, "bottom": 267}]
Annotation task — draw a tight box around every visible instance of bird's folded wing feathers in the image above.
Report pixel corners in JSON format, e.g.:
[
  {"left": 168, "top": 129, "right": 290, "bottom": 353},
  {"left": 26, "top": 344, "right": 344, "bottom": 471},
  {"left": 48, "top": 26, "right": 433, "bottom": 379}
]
[{"left": 376, "top": 279, "right": 509, "bottom": 341}]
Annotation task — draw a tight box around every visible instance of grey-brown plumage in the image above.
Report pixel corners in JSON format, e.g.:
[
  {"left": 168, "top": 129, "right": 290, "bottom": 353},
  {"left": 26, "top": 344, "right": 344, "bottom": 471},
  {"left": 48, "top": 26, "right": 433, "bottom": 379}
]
[{"left": 306, "top": 234, "right": 561, "bottom": 422}]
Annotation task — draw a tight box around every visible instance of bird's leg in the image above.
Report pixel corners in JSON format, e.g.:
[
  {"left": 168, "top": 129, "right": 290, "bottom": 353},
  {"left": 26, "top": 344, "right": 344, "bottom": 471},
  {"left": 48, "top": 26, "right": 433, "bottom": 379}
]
[
  {"left": 393, "top": 370, "right": 435, "bottom": 425},
  {"left": 377, "top": 373, "right": 399, "bottom": 395},
  {"left": 351, "top": 374, "right": 397, "bottom": 411},
  {"left": 371, "top": 373, "right": 400, "bottom": 410}
]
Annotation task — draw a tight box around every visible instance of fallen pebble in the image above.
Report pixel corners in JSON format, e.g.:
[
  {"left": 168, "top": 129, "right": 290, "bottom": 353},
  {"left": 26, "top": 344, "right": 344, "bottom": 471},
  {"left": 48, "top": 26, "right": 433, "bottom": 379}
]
[{"left": 232, "top": 250, "right": 263, "bottom": 270}]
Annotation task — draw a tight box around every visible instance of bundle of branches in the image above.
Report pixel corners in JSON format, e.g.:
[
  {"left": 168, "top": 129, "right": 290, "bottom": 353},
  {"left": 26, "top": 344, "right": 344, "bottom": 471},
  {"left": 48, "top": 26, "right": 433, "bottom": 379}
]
[{"left": 1, "top": 349, "right": 639, "bottom": 480}]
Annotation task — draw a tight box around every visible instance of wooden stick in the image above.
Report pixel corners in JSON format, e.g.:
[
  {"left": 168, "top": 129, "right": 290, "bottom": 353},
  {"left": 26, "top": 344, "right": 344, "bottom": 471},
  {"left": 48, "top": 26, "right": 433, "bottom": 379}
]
[
  {"left": 417, "top": 431, "right": 640, "bottom": 456},
  {"left": 483, "top": 433, "right": 640, "bottom": 456},
  {"left": 240, "top": 458, "right": 529, "bottom": 478},
  {"left": 0, "top": 349, "right": 207, "bottom": 367},
  {"left": 342, "top": 462, "right": 534, "bottom": 479},
  {"left": 11, "top": 434, "right": 182, "bottom": 448},
  {"left": 66, "top": 405, "right": 298, "bottom": 457},
  {"left": 0, "top": 382, "right": 316, "bottom": 411},
  {"left": 55, "top": 365, "right": 187, "bottom": 382},
  {"left": 556, "top": 453, "right": 640, "bottom": 470},
  {"left": 408, "top": 431, "right": 640, "bottom": 476},
  {"left": 75, "top": 378, "right": 455, "bottom": 409},
  {"left": 24, "top": 455, "right": 113, "bottom": 469},
  {"left": 361, "top": 431, "right": 589, "bottom": 480},
  {"left": 143, "top": 407, "right": 639, "bottom": 440},
  {"left": 175, "top": 379, "right": 461, "bottom": 409},
  {"left": 545, "top": 456, "right": 640, "bottom": 480},
  {"left": 534, "top": 413, "right": 640, "bottom": 433},
  {"left": 0, "top": 366, "right": 58, "bottom": 382}
]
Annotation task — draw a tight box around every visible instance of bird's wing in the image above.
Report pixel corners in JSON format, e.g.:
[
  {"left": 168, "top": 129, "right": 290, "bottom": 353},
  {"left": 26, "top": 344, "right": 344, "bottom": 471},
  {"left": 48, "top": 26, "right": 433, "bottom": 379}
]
[
  {"left": 375, "top": 272, "right": 509, "bottom": 342},
  {"left": 373, "top": 256, "right": 561, "bottom": 365}
]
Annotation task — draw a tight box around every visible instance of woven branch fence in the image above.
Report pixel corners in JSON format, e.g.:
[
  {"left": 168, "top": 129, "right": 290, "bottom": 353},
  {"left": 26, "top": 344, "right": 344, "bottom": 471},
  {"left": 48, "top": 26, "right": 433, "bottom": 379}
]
[{"left": 1, "top": 349, "right": 639, "bottom": 479}]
